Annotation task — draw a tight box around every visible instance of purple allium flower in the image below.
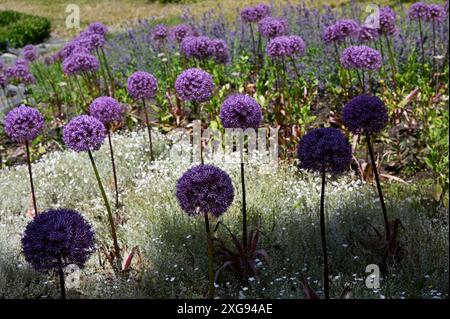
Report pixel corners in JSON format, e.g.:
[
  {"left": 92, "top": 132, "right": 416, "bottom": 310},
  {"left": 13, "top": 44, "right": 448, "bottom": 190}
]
[
  {"left": 266, "top": 36, "right": 291, "bottom": 58},
  {"left": 379, "top": 6, "right": 397, "bottom": 36},
  {"left": 258, "top": 17, "right": 288, "bottom": 38},
  {"left": 426, "top": 4, "right": 446, "bottom": 23},
  {"left": 89, "top": 97, "right": 124, "bottom": 125},
  {"left": 210, "top": 39, "right": 230, "bottom": 64},
  {"left": 255, "top": 3, "right": 271, "bottom": 18},
  {"left": 87, "top": 22, "right": 108, "bottom": 35},
  {"left": 5, "top": 62, "right": 36, "bottom": 85},
  {"left": 22, "top": 208, "right": 95, "bottom": 272},
  {"left": 63, "top": 115, "right": 106, "bottom": 152},
  {"left": 343, "top": 95, "right": 388, "bottom": 135},
  {"left": 59, "top": 41, "right": 78, "bottom": 59},
  {"left": 241, "top": 4, "right": 270, "bottom": 23},
  {"left": 170, "top": 24, "right": 192, "bottom": 43},
  {"left": 340, "top": 45, "right": 382, "bottom": 70},
  {"left": 23, "top": 45, "right": 38, "bottom": 62},
  {"left": 409, "top": 2, "right": 430, "bottom": 21},
  {"left": 323, "top": 19, "right": 359, "bottom": 44},
  {"left": 288, "top": 35, "right": 306, "bottom": 56},
  {"left": 85, "top": 33, "right": 106, "bottom": 49},
  {"left": 297, "top": 128, "right": 352, "bottom": 174},
  {"left": 220, "top": 94, "right": 262, "bottom": 130},
  {"left": 181, "top": 36, "right": 213, "bottom": 60},
  {"left": 62, "top": 52, "right": 99, "bottom": 75},
  {"left": 3, "top": 105, "right": 45, "bottom": 143},
  {"left": 126, "top": 71, "right": 158, "bottom": 100},
  {"left": 153, "top": 24, "right": 169, "bottom": 41},
  {"left": 359, "top": 26, "right": 380, "bottom": 41},
  {"left": 175, "top": 68, "right": 214, "bottom": 103},
  {"left": 43, "top": 55, "right": 55, "bottom": 66},
  {"left": 176, "top": 164, "right": 234, "bottom": 217}
]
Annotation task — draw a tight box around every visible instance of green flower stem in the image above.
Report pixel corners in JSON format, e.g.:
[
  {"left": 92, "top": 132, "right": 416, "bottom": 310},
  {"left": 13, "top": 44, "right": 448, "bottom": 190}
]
[
  {"left": 88, "top": 150, "right": 122, "bottom": 269},
  {"left": 385, "top": 36, "right": 398, "bottom": 94},
  {"left": 100, "top": 48, "right": 116, "bottom": 96},
  {"left": 204, "top": 212, "right": 215, "bottom": 299},
  {"left": 320, "top": 170, "right": 330, "bottom": 299},
  {"left": 58, "top": 255, "right": 66, "bottom": 299},
  {"left": 142, "top": 99, "right": 154, "bottom": 162},
  {"left": 107, "top": 127, "right": 120, "bottom": 209},
  {"left": 240, "top": 160, "right": 248, "bottom": 250},
  {"left": 418, "top": 20, "right": 426, "bottom": 68},
  {"left": 25, "top": 141, "right": 38, "bottom": 216}
]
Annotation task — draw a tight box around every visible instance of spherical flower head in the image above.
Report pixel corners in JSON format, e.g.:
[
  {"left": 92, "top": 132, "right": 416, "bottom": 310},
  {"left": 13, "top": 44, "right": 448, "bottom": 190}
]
[
  {"left": 89, "top": 96, "right": 124, "bottom": 125},
  {"left": 22, "top": 208, "right": 95, "bottom": 272},
  {"left": 170, "top": 24, "right": 192, "bottom": 43},
  {"left": 255, "top": 4, "right": 271, "bottom": 19},
  {"left": 62, "top": 52, "right": 99, "bottom": 75},
  {"left": 288, "top": 35, "right": 306, "bottom": 56},
  {"left": 23, "top": 45, "right": 38, "bottom": 62},
  {"left": 258, "top": 17, "right": 288, "bottom": 38},
  {"left": 426, "top": 4, "right": 446, "bottom": 23},
  {"left": 241, "top": 4, "right": 270, "bottom": 23},
  {"left": 153, "top": 24, "right": 169, "bottom": 41},
  {"left": 126, "top": 71, "right": 158, "bottom": 101},
  {"left": 358, "top": 25, "right": 380, "bottom": 41},
  {"left": 63, "top": 115, "right": 106, "bottom": 152},
  {"left": 6, "top": 62, "right": 36, "bottom": 85},
  {"left": 175, "top": 68, "right": 214, "bottom": 103},
  {"left": 343, "top": 94, "right": 388, "bottom": 135},
  {"left": 210, "top": 39, "right": 230, "bottom": 64},
  {"left": 181, "top": 36, "right": 213, "bottom": 60},
  {"left": 297, "top": 128, "right": 352, "bottom": 174},
  {"left": 86, "top": 32, "right": 106, "bottom": 49},
  {"left": 266, "top": 36, "right": 291, "bottom": 58},
  {"left": 88, "top": 22, "right": 108, "bottom": 35},
  {"left": 176, "top": 164, "right": 234, "bottom": 217},
  {"left": 220, "top": 94, "right": 262, "bottom": 130},
  {"left": 340, "top": 45, "right": 382, "bottom": 70},
  {"left": 334, "top": 19, "right": 360, "bottom": 39},
  {"left": 379, "top": 6, "right": 397, "bottom": 36},
  {"left": 409, "top": 2, "right": 429, "bottom": 21},
  {"left": 4, "top": 105, "right": 45, "bottom": 143}
]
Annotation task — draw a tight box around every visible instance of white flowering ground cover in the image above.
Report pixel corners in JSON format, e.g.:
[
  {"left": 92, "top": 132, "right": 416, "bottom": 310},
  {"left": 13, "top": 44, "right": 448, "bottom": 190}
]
[{"left": 0, "top": 129, "right": 448, "bottom": 299}]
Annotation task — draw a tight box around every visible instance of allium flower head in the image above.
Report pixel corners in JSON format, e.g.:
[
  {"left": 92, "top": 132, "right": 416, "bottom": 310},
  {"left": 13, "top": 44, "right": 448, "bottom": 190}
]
[
  {"left": 323, "top": 19, "right": 359, "bottom": 44},
  {"left": 297, "top": 128, "right": 352, "bottom": 174},
  {"left": 23, "top": 45, "right": 38, "bottom": 62},
  {"left": 88, "top": 22, "right": 108, "bottom": 35},
  {"left": 89, "top": 96, "right": 124, "bottom": 125},
  {"left": 22, "top": 208, "right": 95, "bottom": 272},
  {"left": 62, "top": 52, "right": 99, "bottom": 75},
  {"left": 241, "top": 4, "right": 270, "bottom": 23},
  {"left": 340, "top": 45, "right": 382, "bottom": 70},
  {"left": 266, "top": 36, "right": 291, "bottom": 58},
  {"left": 379, "top": 6, "right": 397, "bottom": 36},
  {"left": 85, "top": 32, "right": 106, "bottom": 49},
  {"left": 63, "top": 115, "right": 106, "bottom": 152},
  {"left": 170, "top": 24, "right": 192, "bottom": 43},
  {"left": 343, "top": 94, "right": 388, "bottom": 135},
  {"left": 359, "top": 25, "right": 380, "bottom": 41},
  {"left": 44, "top": 55, "right": 55, "bottom": 66},
  {"left": 175, "top": 68, "right": 214, "bottom": 103},
  {"left": 126, "top": 71, "right": 158, "bottom": 100},
  {"left": 176, "top": 164, "right": 234, "bottom": 217},
  {"left": 288, "top": 35, "right": 306, "bottom": 55},
  {"left": 210, "top": 39, "right": 230, "bottom": 64},
  {"left": 258, "top": 17, "right": 288, "bottom": 38},
  {"left": 153, "top": 24, "right": 169, "bottom": 41},
  {"left": 4, "top": 105, "right": 45, "bottom": 143},
  {"left": 409, "top": 2, "right": 430, "bottom": 21},
  {"left": 181, "top": 36, "right": 213, "bottom": 60},
  {"left": 220, "top": 94, "right": 262, "bottom": 130},
  {"left": 6, "top": 62, "right": 36, "bottom": 85},
  {"left": 426, "top": 4, "right": 446, "bottom": 23}
]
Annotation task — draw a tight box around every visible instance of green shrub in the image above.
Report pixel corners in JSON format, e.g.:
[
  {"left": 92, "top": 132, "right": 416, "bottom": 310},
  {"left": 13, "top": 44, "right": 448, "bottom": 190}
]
[{"left": 0, "top": 10, "right": 51, "bottom": 51}]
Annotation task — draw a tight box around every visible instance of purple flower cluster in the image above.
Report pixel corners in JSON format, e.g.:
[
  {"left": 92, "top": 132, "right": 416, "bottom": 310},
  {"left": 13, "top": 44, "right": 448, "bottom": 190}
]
[
  {"left": 220, "top": 94, "right": 262, "bottom": 130},
  {"left": 126, "top": 71, "right": 158, "bottom": 101},
  {"left": 322, "top": 19, "right": 359, "bottom": 44},
  {"left": 89, "top": 97, "right": 124, "bottom": 125},
  {"left": 379, "top": 6, "right": 398, "bottom": 36},
  {"left": 170, "top": 24, "right": 193, "bottom": 43},
  {"left": 88, "top": 22, "right": 108, "bottom": 35},
  {"left": 153, "top": 24, "right": 169, "bottom": 41},
  {"left": 3, "top": 105, "right": 45, "bottom": 143},
  {"left": 258, "top": 17, "right": 288, "bottom": 38},
  {"left": 181, "top": 36, "right": 230, "bottom": 63},
  {"left": 427, "top": 4, "right": 447, "bottom": 23},
  {"left": 62, "top": 52, "right": 99, "bottom": 75},
  {"left": 22, "top": 208, "right": 95, "bottom": 272},
  {"left": 175, "top": 68, "right": 214, "bottom": 103},
  {"left": 297, "top": 128, "right": 352, "bottom": 174},
  {"left": 343, "top": 95, "right": 388, "bottom": 135},
  {"left": 176, "top": 164, "right": 234, "bottom": 217},
  {"left": 409, "top": 2, "right": 432, "bottom": 21},
  {"left": 63, "top": 115, "right": 106, "bottom": 152},
  {"left": 266, "top": 35, "right": 306, "bottom": 58},
  {"left": 209, "top": 39, "right": 230, "bottom": 64},
  {"left": 5, "top": 59, "right": 35, "bottom": 85},
  {"left": 241, "top": 3, "right": 271, "bottom": 23},
  {"left": 358, "top": 26, "right": 380, "bottom": 41},
  {"left": 23, "top": 45, "right": 38, "bottom": 62},
  {"left": 408, "top": 2, "right": 446, "bottom": 23},
  {"left": 340, "top": 45, "right": 382, "bottom": 70}
]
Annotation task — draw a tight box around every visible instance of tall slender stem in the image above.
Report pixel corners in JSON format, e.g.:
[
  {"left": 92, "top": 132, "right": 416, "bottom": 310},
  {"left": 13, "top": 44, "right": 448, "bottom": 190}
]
[
  {"left": 204, "top": 213, "right": 215, "bottom": 299},
  {"left": 25, "top": 141, "right": 38, "bottom": 216},
  {"left": 240, "top": 161, "right": 248, "bottom": 249},
  {"left": 107, "top": 128, "right": 119, "bottom": 209},
  {"left": 320, "top": 170, "right": 330, "bottom": 299},
  {"left": 142, "top": 99, "right": 154, "bottom": 162},
  {"left": 58, "top": 255, "right": 66, "bottom": 299},
  {"left": 385, "top": 36, "right": 398, "bottom": 93},
  {"left": 431, "top": 22, "right": 436, "bottom": 80},
  {"left": 366, "top": 134, "right": 390, "bottom": 241},
  {"left": 418, "top": 20, "right": 426, "bottom": 68},
  {"left": 88, "top": 150, "right": 122, "bottom": 269}
]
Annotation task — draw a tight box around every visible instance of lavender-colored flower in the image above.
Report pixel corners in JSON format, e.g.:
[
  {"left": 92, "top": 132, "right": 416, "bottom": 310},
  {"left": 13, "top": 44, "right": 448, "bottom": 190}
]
[
  {"left": 288, "top": 35, "right": 306, "bottom": 56},
  {"left": 22, "top": 208, "right": 95, "bottom": 272},
  {"left": 6, "top": 62, "right": 36, "bottom": 85},
  {"left": 210, "top": 39, "right": 230, "bottom": 64},
  {"left": 379, "top": 6, "right": 397, "bottom": 36},
  {"left": 258, "top": 17, "right": 288, "bottom": 38},
  {"left": 426, "top": 4, "right": 446, "bottom": 23},
  {"left": 343, "top": 95, "right": 388, "bottom": 135},
  {"left": 88, "top": 22, "right": 108, "bottom": 35},
  {"left": 255, "top": 4, "right": 271, "bottom": 19},
  {"left": 86, "top": 33, "right": 106, "bottom": 49},
  {"left": 62, "top": 52, "right": 99, "bottom": 75},
  {"left": 266, "top": 36, "right": 291, "bottom": 58},
  {"left": 323, "top": 19, "right": 359, "bottom": 44},
  {"left": 126, "top": 71, "right": 158, "bottom": 100},
  {"left": 297, "top": 128, "right": 352, "bottom": 174},
  {"left": 3, "top": 105, "right": 45, "bottom": 143},
  {"left": 181, "top": 36, "right": 213, "bottom": 60},
  {"left": 170, "top": 24, "right": 192, "bottom": 43},
  {"left": 59, "top": 41, "right": 78, "bottom": 59},
  {"left": 175, "top": 68, "right": 214, "bottom": 103},
  {"left": 359, "top": 26, "right": 380, "bottom": 41},
  {"left": 63, "top": 115, "right": 106, "bottom": 152},
  {"left": 176, "top": 164, "right": 234, "bottom": 217},
  {"left": 340, "top": 45, "right": 382, "bottom": 70},
  {"left": 409, "top": 2, "right": 430, "bottom": 21},
  {"left": 89, "top": 97, "right": 124, "bottom": 125},
  {"left": 44, "top": 55, "right": 55, "bottom": 66},
  {"left": 220, "top": 94, "right": 262, "bottom": 130},
  {"left": 153, "top": 24, "right": 169, "bottom": 41},
  {"left": 23, "top": 45, "right": 38, "bottom": 62}
]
